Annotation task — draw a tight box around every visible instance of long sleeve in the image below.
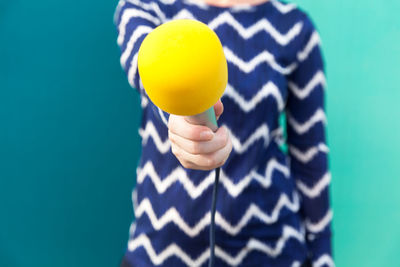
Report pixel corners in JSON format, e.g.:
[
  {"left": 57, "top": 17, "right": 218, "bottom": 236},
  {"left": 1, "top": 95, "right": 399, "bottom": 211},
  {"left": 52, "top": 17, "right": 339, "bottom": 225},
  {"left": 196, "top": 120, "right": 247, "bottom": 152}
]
[
  {"left": 114, "top": 0, "right": 161, "bottom": 93},
  {"left": 285, "top": 15, "right": 333, "bottom": 266}
]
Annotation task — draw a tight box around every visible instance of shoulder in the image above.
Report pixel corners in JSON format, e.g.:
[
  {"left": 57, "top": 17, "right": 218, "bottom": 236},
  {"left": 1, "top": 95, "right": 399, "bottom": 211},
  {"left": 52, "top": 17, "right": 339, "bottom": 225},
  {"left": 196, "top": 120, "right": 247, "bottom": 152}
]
[{"left": 272, "top": 0, "right": 319, "bottom": 35}]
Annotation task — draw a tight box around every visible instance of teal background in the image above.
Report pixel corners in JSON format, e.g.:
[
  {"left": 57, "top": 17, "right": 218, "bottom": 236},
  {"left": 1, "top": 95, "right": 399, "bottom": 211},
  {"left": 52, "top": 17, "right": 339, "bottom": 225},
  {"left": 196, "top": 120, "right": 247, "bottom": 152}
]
[{"left": 1, "top": 0, "right": 399, "bottom": 266}]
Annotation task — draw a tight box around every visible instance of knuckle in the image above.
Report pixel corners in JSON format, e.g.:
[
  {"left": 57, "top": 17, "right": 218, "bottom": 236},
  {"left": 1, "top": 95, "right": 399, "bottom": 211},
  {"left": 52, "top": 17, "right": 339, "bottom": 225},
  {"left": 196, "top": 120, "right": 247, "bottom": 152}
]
[
  {"left": 181, "top": 160, "right": 191, "bottom": 169},
  {"left": 171, "top": 145, "right": 179, "bottom": 157},
  {"left": 190, "top": 142, "right": 201, "bottom": 154},
  {"left": 206, "top": 156, "right": 216, "bottom": 168},
  {"left": 168, "top": 131, "right": 175, "bottom": 143}
]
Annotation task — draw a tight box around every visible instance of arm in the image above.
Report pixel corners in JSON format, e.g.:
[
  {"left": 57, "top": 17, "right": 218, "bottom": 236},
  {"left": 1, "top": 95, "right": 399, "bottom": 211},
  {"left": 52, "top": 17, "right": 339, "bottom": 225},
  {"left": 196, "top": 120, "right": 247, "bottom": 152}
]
[
  {"left": 285, "top": 15, "right": 333, "bottom": 266},
  {"left": 114, "top": 0, "right": 161, "bottom": 93}
]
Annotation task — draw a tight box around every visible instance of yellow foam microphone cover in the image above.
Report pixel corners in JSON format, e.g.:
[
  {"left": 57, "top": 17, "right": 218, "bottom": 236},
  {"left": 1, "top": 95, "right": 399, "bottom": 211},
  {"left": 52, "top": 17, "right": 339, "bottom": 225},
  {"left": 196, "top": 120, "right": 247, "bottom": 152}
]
[{"left": 138, "top": 19, "right": 228, "bottom": 116}]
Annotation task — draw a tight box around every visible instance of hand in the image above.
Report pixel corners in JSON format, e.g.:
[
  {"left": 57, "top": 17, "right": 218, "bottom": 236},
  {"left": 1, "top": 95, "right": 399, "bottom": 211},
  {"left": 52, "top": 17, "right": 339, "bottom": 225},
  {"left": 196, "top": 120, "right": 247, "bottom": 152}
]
[{"left": 168, "top": 100, "right": 232, "bottom": 171}]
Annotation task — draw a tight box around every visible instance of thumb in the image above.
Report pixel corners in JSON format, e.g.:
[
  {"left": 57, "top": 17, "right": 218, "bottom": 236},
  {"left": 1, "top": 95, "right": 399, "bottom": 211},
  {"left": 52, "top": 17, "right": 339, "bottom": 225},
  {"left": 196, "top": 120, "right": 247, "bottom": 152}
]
[{"left": 213, "top": 99, "right": 224, "bottom": 120}]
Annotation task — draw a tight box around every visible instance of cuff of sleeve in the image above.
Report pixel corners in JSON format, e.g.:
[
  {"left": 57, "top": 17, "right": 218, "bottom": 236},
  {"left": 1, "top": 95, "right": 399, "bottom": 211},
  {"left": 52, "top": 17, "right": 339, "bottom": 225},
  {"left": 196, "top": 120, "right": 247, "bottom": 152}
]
[{"left": 306, "top": 232, "right": 334, "bottom": 267}]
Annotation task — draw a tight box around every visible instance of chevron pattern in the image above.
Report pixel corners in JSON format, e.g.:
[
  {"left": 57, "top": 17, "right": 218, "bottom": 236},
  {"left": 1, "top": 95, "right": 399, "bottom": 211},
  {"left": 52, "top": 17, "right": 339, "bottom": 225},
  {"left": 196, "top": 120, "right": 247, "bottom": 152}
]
[
  {"left": 136, "top": 192, "right": 299, "bottom": 237},
  {"left": 289, "top": 143, "right": 329, "bottom": 164},
  {"left": 115, "top": 0, "right": 333, "bottom": 265},
  {"left": 288, "top": 70, "right": 326, "bottom": 100},
  {"left": 128, "top": 225, "right": 304, "bottom": 266},
  {"left": 296, "top": 172, "right": 331, "bottom": 198},
  {"left": 224, "top": 81, "right": 284, "bottom": 112},
  {"left": 314, "top": 254, "right": 335, "bottom": 267},
  {"left": 137, "top": 157, "right": 289, "bottom": 198},
  {"left": 208, "top": 11, "right": 303, "bottom": 45},
  {"left": 224, "top": 46, "right": 297, "bottom": 74}
]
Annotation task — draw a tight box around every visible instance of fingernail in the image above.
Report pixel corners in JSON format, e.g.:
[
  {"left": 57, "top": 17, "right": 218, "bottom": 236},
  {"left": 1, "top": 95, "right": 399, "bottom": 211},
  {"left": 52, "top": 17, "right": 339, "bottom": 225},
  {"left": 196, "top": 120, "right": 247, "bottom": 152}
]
[{"left": 200, "top": 131, "right": 213, "bottom": 139}]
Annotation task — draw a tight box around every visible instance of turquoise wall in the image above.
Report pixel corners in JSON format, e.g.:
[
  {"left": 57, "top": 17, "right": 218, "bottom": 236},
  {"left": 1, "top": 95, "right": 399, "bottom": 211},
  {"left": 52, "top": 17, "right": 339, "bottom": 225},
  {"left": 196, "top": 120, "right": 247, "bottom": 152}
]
[
  {"left": 300, "top": 1, "right": 400, "bottom": 266},
  {"left": 1, "top": 1, "right": 399, "bottom": 266}
]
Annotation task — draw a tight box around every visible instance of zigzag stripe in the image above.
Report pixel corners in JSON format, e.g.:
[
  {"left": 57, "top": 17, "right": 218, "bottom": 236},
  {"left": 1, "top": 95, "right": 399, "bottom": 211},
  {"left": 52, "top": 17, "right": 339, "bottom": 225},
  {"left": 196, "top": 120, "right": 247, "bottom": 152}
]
[
  {"left": 128, "top": 225, "right": 304, "bottom": 266},
  {"left": 228, "top": 123, "right": 270, "bottom": 153},
  {"left": 224, "top": 46, "right": 297, "bottom": 74},
  {"left": 296, "top": 172, "right": 331, "bottom": 198},
  {"left": 120, "top": 25, "right": 153, "bottom": 67},
  {"left": 127, "top": 0, "right": 167, "bottom": 21},
  {"left": 117, "top": 8, "right": 160, "bottom": 46},
  {"left": 114, "top": 0, "right": 126, "bottom": 25},
  {"left": 139, "top": 121, "right": 171, "bottom": 153},
  {"left": 287, "top": 108, "right": 326, "bottom": 135},
  {"left": 224, "top": 81, "right": 284, "bottom": 112},
  {"left": 169, "top": 9, "right": 197, "bottom": 20},
  {"left": 314, "top": 254, "right": 335, "bottom": 267},
  {"left": 208, "top": 11, "right": 303, "bottom": 45},
  {"left": 288, "top": 70, "right": 326, "bottom": 99},
  {"left": 271, "top": 0, "right": 297, "bottom": 14},
  {"left": 297, "top": 31, "right": 321, "bottom": 62},
  {"left": 289, "top": 143, "right": 329, "bottom": 164},
  {"left": 135, "top": 193, "right": 299, "bottom": 237},
  {"left": 140, "top": 94, "right": 149, "bottom": 108},
  {"left": 137, "top": 158, "right": 289, "bottom": 198},
  {"left": 305, "top": 209, "right": 333, "bottom": 233},
  {"left": 223, "top": 157, "right": 289, "bottom": 197},
  {"left": 127, "top": 52, "right": 139, "bottom": 88},
  {"left": 183, "top": 0, "right": 209, "bottom": 9},
  {"left": 230, "top": 5, "right": 256, "bottom": 12}
]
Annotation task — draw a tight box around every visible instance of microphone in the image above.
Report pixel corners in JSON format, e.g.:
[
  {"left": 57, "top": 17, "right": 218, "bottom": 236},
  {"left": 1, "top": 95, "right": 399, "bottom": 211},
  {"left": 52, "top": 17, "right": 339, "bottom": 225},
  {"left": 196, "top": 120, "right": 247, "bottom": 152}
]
[
  {"left": 137, "top": 19, "right": 227, "bottom": 131},
  {"left": 137, "top": 19, "right": 228, "bottom": 267}
]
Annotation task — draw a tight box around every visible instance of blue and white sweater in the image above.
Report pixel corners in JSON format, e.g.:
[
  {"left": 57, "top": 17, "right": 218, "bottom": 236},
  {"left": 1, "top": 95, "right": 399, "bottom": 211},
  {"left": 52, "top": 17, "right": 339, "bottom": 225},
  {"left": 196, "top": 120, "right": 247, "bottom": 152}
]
[{"left": 114, "top": 0, "right": 333, "bottom": 266}]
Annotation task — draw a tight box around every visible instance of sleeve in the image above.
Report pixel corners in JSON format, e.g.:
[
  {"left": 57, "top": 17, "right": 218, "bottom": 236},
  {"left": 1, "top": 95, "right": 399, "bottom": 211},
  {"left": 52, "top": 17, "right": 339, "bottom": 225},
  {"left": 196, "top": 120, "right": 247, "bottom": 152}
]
[
  {"left": 285, "top": 14, "right": 334, "bottom": 266},
  {"left": 114, "top": 0, "right": 161, "bottom": 93}
]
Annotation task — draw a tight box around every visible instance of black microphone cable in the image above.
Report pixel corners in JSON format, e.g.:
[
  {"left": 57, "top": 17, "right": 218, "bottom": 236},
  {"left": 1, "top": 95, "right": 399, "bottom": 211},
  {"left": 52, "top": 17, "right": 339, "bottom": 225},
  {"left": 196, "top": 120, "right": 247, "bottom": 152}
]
[{"left": 208, "top": 167, "right": 220, "bottom": 267}]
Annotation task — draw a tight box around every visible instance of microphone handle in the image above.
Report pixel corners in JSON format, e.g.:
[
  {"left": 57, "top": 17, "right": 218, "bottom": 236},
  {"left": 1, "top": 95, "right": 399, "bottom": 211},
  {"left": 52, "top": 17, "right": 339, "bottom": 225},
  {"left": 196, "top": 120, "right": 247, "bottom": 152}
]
[{"left": 185, "top": 107, "right": 218, "bottom": 132}]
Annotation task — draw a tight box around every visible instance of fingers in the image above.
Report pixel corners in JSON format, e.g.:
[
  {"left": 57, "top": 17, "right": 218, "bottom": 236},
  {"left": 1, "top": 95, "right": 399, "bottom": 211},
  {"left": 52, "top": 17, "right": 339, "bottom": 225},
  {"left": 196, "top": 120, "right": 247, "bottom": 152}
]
[
  {"left": 168, "top": 115, "right": 214, "bottom": 141},
  {"left": 167, "top": 102, "right": 231, "bottom": 171},
  {"left": 169, "top": 126, "right": 229, "bottom": 155},
  {"left": 171, "top": 131, "right": 232, "bottom": 171}
]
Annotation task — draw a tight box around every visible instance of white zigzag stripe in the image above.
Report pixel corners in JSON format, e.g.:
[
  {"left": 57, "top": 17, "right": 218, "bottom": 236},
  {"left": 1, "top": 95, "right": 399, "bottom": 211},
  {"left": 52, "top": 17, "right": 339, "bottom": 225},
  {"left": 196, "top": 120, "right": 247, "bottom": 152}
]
[
  {"left": 127, "top": 53, "right": 139, "bottom": 88},
  {"left": 169, "top": 9, "right": 197, "bottom": 20},
  {"left": 297, "top": 31, "right": 321, "bottom": 62},
  {"left": 114, "top": 0, "right": 126, "bottom": 25},
  {"left": 287, "top": 108, "right": 326, "bottom": 135},
  {"left": 314, "top": 254, "right": 335, "bottom": 267},
  {"left": 208, "top": 11, "right": 303, "bottom": 45},
  {"left": 135, "top": 193, "right": 299, "bottom": 237},
  {"left": 137, "top": 158, "right": 289, "bottom": 198},
  {"left": 120, "top": 25, "right": 153, "bottom": 67},
  {"left": 128, "top": 226, "right": 304, "bottom": 266},
  {"left": 222, "top": 157, "right": 289, "bottom": 197},
  {"left": 159, "top": 0, "right": 177, "bottom": 4},
  {"left": 140, "top": 95, "right": 149, "bottom": 108},
  {"left": 296, "top": 172, "right": 331, "bottom": 198},
  {"left": 289, "top": 143, "right": 329, "bottom": 164},
  {"left": 288, "top": 70, "right": 326, "bottom": 99},
  {"left": 224, "top": 82, "right": 284, "bottom": 112},
  {"left": 184, "top": 0, "right": 209, "bottom": 9},
  {"left": 226, "top": 123, "right": 269, "bottom": 153},
  {"left": 306, "top": 209, "right": 333, "bottom": 233},
  {"left": 271, "top": 0, "right": 297, "bottom": 14},
  {"left": 230, "top": 5, "right": 256, "bottom": 12},
  {"left": 224, "top": 46, "right": 297, "bottom": 74},
  {"left": 216, "top": 193, "right": 299, "bottom": 235},
  {"left": 118, "top": 8, "right": 160, "bottom": 46},
  {"left": 139, "top": 121, "right": 171, "bottom": 153},
  {"left": 127, "top": 0, "right": 167, "bottom": 22}
]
